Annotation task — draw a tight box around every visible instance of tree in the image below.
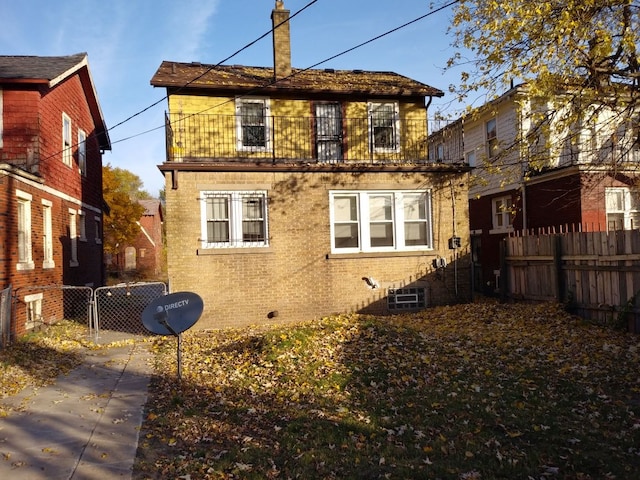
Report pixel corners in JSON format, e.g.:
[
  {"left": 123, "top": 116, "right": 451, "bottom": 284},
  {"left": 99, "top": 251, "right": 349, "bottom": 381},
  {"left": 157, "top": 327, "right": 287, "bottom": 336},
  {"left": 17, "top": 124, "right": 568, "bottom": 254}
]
[
  {"left": 102, "top": 164, "right": 146, "bottom": 258},
  {"left": 447, "top": 0, "right": 640, "bottom": 175}
]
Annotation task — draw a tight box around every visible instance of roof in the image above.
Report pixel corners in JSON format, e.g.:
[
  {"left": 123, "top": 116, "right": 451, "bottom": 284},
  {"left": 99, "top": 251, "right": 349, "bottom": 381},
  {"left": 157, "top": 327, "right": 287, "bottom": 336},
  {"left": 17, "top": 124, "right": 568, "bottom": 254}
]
[
  {"left": 151, "top": 62, "right": 444, "bottom": 98},
  {"left": 139, "top": 199, "right": 163, "bottom": 218},
  {"left": 0, "top": 53, "right": 111, "bottom": 151},
  {"left": 0, "top": 53, "right": 88, "bottom": 86}
]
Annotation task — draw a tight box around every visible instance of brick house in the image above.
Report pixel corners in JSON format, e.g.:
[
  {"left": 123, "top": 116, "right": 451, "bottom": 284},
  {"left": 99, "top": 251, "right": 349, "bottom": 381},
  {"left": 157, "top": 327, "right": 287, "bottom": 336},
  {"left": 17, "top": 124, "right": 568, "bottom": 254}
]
[
  {"left": 108, "top": 199, "right": 165, "bottom": 279},
  {"left": 0, "top": 53, "right": 110, "bottom": 333},
  {"left": 429, "top": 84, "right": 640, "bottom": 295},
  {"left": 151, "top": 1, "right": 471, "bottom": 329}
]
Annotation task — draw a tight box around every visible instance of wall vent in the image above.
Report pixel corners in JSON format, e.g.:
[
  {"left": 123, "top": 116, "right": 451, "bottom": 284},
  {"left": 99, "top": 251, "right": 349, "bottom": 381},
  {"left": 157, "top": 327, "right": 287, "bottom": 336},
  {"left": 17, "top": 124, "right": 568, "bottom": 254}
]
[{"left": 387, "top": 287, "right": 426, "bottom": 311}]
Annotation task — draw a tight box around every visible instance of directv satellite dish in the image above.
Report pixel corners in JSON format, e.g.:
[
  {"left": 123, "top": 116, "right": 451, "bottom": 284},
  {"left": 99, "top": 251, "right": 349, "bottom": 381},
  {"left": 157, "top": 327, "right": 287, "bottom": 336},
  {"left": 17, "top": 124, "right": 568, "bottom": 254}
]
[
  {"left": 141, "top": 292, "right": 204, "bottom": 380},
  {"left": 142, "top": 291, "right": 203, "bottom": 335}
]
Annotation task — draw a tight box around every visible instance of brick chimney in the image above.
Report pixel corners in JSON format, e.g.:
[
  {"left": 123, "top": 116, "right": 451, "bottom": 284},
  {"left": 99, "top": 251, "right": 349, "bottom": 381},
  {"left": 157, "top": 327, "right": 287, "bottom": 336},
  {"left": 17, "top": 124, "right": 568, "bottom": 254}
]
[{"left": 271, "top": 0, "right": 291, "bottom": 80}]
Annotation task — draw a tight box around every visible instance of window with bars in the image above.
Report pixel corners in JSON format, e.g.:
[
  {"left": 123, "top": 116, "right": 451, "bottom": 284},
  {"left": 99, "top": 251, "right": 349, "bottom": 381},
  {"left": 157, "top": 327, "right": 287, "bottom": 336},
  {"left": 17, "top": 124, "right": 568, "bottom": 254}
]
[
  {"left": 236, "top": 98, "right": 270, "bottom": 151},
  {"left": 368, "top": 102, "right": 399, "bottom": 152},
  {"left": 201, "top": 191, "right": 269, "bottom": 248}
]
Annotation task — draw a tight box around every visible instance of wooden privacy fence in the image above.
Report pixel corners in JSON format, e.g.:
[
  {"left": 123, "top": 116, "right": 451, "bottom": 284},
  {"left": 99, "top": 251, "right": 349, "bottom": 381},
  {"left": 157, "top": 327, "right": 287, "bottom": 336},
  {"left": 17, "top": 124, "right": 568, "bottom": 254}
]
[{"left": 502, "top": 229, "right": 640, "bottom": 331}]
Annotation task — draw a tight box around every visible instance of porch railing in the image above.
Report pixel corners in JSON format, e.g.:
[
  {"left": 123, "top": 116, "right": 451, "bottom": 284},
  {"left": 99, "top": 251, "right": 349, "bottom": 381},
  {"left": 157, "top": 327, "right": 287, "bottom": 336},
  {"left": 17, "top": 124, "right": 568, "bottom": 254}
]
[{"left": 164, "top": 113, "right": 431, "bottom": 164}]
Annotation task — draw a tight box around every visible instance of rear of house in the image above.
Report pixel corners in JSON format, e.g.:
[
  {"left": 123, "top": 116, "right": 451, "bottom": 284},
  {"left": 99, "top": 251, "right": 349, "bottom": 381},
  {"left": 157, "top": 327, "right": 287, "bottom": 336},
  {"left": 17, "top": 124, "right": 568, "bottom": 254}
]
[
  {"left": 152, "top": 1, "right": 471, "bottom": 329},
  {"left": 0, "top": 53, "right": 110, "bottom": 334}
]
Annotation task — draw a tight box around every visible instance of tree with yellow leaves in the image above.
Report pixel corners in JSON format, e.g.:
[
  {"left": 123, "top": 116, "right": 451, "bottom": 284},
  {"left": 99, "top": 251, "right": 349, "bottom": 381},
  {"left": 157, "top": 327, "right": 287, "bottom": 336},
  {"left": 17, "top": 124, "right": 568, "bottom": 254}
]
[{"left": 448, "top": 0, "right": 640, "bottom": 171}]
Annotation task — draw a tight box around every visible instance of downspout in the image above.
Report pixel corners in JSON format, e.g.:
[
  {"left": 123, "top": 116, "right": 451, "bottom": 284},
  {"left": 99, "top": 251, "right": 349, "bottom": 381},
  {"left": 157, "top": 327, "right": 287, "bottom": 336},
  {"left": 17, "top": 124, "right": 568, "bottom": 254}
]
[{"left": 450, "top": 178, "right": 459, "bottom": 298}]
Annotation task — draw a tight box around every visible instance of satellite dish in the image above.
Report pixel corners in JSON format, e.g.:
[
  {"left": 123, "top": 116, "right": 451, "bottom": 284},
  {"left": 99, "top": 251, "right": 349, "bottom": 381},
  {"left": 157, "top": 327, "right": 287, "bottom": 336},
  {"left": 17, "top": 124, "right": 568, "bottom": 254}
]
[{"left": 142, "top": 291, "right": 204, "bottom": 336}]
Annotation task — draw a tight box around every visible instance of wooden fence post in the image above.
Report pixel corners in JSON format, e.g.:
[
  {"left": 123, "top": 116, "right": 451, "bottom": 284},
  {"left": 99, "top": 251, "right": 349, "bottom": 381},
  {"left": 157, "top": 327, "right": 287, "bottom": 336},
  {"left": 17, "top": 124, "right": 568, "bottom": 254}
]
[
  {"left": 500, "top": 238, "right": 508, "bottom": 302},
  {"left": 554, "top": 234, "right": 564, "bottom": 303}
]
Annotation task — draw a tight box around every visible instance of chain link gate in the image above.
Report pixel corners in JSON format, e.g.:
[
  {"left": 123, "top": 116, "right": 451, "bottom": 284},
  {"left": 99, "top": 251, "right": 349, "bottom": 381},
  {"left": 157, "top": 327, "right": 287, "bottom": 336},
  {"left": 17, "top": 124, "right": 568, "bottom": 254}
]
[{"left": 93, "top": 282, "right": 168, "bottom": 337}]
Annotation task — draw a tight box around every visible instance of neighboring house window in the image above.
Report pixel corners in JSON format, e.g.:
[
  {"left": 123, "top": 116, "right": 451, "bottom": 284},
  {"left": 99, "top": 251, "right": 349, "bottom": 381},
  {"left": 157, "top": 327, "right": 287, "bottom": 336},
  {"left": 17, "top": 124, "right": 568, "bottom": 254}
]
[
  {"left": 491, "top": 195, "right": 513, "bottom": 232},
  {"left": 486, "top": 117, "right": 498, "bottom": 158},
  {"left": 62, "top": 113, "right": 72, "bottom": 166},
  {"left": 436, "top": 144, "right": 444, "bottom": 161},
  {"left": 236, "top": 98, "right": 270, "bottom": 151},
  {"left": 466, "top": 150, "right": 476, "bottom": 167},
  {"left": 201, "top": 191, "right": 269, "bottom": 248},
  {"left": 16, "top": 190, "right": 34, "bottom": 270},
  {"left": 79, "top": 211, "right": 87, "bottom": 241},
  {"left": 42, "top": 200, "right": 54, "bottom": 269},
  {"left": 78, "top": 129, "right": 87, "bottom": 175},
  {"left": 69, "top": 209, "right": 78, "bottom": 266},
  {"left": 0, "top": 89, "right": 3, "bottom": 149},
  {"left": 606, "top": 187, "right": 640, "bottom": 230},
  {"left": 330, "top": 190, "right": 432, "bottom": 253},
  {"left": 24, "top": 293, "right": 43, "bottom": 330},
  {"left": 368, "top": 101, "right": 400, "bottom": 152},
  {"left": 94, "top": 216, "right": 102, "bottom": 244}
]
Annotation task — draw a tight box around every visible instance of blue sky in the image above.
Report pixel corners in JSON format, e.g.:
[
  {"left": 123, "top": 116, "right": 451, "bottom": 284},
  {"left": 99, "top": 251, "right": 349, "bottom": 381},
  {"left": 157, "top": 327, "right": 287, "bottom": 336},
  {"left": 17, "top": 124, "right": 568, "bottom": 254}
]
[{"left": 1, "top": 0, "right": 469, "bottom": 197}]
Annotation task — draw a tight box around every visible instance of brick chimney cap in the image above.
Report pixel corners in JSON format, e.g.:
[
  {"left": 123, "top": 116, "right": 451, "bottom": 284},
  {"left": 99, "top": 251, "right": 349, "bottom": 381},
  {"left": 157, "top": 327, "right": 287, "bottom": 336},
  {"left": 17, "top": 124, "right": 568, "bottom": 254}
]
[{"left": 275, "top": 0, "right": 284, "bottom": 9}]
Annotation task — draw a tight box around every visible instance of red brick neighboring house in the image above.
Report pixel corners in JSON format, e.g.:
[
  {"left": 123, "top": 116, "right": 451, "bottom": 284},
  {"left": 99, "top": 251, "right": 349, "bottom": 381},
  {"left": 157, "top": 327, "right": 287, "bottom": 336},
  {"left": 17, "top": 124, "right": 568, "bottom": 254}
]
[
  {"left": 108, "top": 199, "right": 164, "bottom": 279},
  {"left": 0, "top": 53, "right": 111, "bottom": 333}
]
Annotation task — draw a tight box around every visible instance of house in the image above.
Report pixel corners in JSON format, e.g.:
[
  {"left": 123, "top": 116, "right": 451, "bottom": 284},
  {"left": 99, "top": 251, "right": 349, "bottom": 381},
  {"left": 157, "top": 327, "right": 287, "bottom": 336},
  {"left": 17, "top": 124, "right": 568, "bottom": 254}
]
[
  {"left": 0, "top": 53, "right": 110, "bottom": 333},
  {"left": 151, "top": 1, "right": 471, "bottom": 329},
  {"left": 107, "top": 199, "right": 165, "bottom": 279},
  {"left": 429, "top": 83, "right": 640, "bottom": 295}
]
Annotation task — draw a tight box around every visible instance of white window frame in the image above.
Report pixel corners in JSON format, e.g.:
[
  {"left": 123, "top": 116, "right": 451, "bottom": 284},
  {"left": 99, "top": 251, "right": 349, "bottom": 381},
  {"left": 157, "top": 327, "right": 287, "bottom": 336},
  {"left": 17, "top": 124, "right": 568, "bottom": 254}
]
[
  {"left": 94, "top": 216, "right": 102, "bottom": 244},
  {"left": 330, "top": 190, "right": 433, "bottom": 253},
  {"left": 69, "top": 208, "right": 79, "bottom": 267},
  {"left": 78, "top": 129, "right": 87, "bottom": 175},
  {"left": 606, "top": 187, "right": 640, "bottom": 230},
  {"left": 42, "top": 199, "right": 54, "bottom": 269},
  {"left": 235, "top": 98, "right": 271, "bottom": 152},
  {"left": 490, "top": 195, "right": 513, "bottom": 233},
  {"left": 62, "top": 113, "right": 72, "bottom": 166},
  {"left": 24, "top": 293, "right": 43, "bottom": 330},
  {"left": 368, "top": 101, "right": 400, "bottom": 153},
  {"left": 200, "top": 191, "right": 269, "bottom": 248},
  {"left": 486, "top": 117, "right": 498, "bottom": 158},
  {"left": 16, "top": 190, "right": 34, "bottom": 270},
  {"left": 78, "top": 210, "right": 87, "bottom": 241}
]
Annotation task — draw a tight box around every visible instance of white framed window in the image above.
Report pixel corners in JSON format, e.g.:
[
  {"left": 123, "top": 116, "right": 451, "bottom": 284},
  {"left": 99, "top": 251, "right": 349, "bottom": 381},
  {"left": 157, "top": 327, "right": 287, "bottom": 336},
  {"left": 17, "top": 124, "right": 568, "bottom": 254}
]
[
  {"left": 42, "top": 199, "right": 54, "bottom": 269},
  {"left": 62, "top": 113, "right": 72, "bottom": 166},
  {"left": 78, "top": 129, "right": 87, "bottom": 175},
  {"left": 94, "top": 216, "right": 102, "bottom": 244},
  {"left": 78, "top": 211, "right": 87, "bottom": 241},
  {"left": 491, "top": 195, "right": 513, "bottom": 232},
  {"left": 330, "top": 190, "right": 432, "bottom": 253},
  {"left": 69, "top": 208, "right": 78, "bottom": 267},
  {"left": 16, "top": 190, "right": 34, "bottom": 270},
  {"left": 606, "top": 187, "right": 640, "bottom": 230},
  {"left": 368, "top": 101, "right": 400, "bottom": 153},
  {"left": 200, "top": 191, "right": 269, "bottom": 248},
  {"left": 24, "top": 293, "right": 43, "bottom": 330},
  {"left": 236, "top": 98, "right": 271, "bottom": 152},
  {"left": 466, "top": 150, "right": 476, "bottom": 167},
  {"left": 486, "top": 117, "right": 498, "bottom": 158}
]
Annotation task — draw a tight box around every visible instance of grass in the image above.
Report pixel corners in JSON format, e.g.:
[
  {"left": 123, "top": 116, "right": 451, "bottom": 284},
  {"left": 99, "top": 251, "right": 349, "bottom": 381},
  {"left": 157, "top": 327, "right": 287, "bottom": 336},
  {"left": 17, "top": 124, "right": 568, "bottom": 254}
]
[{"left": 133, "top": 301, "right": 640, "bottom": 479}]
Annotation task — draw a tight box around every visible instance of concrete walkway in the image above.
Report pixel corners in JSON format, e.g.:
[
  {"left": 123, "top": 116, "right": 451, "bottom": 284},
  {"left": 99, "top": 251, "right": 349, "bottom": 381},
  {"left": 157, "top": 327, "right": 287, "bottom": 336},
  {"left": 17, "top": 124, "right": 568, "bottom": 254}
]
[{"left": 0, "top": 338, "right": 152, "bottom": 479}]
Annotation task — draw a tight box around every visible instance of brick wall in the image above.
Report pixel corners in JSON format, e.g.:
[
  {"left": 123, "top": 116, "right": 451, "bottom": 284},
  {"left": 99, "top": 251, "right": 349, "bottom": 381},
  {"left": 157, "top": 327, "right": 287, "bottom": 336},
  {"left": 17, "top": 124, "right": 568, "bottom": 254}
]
[{"left": 165, "top": 169, "right": 471, "bottom": 329}]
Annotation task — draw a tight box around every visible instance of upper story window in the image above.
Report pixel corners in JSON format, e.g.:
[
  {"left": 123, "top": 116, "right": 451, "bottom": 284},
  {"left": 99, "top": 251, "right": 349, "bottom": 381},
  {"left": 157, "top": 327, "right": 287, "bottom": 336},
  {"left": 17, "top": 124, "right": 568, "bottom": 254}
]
[
  {"left": 436, "top": 144, "right": 445, "bottom": 162},
  {"left": 16, "top": 190, "right": 34, "bottom": 270},
  {"left": 466, "top": 150, "right": 476, "bottom": 167},
  {"left": 368, "top": 102, "right": 400, "bottom": 153},
  {"left": 201, "top": 191, "right": 269, "bottom": 248},
  {"left": 330, "top": 190, "right": 432, "bottom": 253},
  {"left": 236, "top": 98, "right": 271, "bottom": 152},
  {"left": 491, "top": 195, "right": 513, "bottom": 233},
  {"left": 62, "top": 113, "right": 72, "bottom": 166},
  {"left": 606, "top": 187, "right": 640, "bottom": 230},
  {"left": 78, "top": 129, "right": 87, "bottom": 175},
  {"left": 486, "top": 117, "right": 498, "bottom": 158}
]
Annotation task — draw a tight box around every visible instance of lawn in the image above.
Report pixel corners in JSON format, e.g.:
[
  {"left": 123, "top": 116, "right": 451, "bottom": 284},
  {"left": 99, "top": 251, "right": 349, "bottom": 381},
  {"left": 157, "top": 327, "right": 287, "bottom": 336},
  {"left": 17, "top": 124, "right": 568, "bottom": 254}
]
[{"left": 132, "top": 301, "right": 640, "bottom": 479}]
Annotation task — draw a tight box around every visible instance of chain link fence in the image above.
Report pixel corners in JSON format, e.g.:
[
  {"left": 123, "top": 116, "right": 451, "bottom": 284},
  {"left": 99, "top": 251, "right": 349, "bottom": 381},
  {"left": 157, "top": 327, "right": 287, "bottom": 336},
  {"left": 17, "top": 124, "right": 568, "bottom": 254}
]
[
  {"left": 94, "top": 282, "right": 167, "bottom": 336},
  {"left": 1, "top": 285, "right": 12, "bottom": 349},
  {"left": 5, "top": 283, "right": 168, "bottom": 346}
]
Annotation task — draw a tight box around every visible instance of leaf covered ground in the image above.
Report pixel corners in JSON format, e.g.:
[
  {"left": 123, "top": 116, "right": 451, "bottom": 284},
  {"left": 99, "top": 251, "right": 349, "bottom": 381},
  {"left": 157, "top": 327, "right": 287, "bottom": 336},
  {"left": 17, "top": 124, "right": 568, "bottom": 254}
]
[{"left": 133, "top": 302, "right": 640, "bottom": 479}]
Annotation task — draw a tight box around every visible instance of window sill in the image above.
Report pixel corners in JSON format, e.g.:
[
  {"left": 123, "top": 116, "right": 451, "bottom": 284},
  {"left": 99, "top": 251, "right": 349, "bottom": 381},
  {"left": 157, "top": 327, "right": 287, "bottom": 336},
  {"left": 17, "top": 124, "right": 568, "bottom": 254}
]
[
  {"left": 327, "top": 250, "right": 434, "bottom": 260},
  {"left": 42, "top": 261, "right": 55, "bottom": 269},
  {"left": 197, "top": 247, "right": 273, "bottom": 255},
  {"left": 69, "top": 261, "right": 79, "bottom": 267},
  {"left": 16, "top": 261, "right": 35, "bottom": 271},
  {"left": 489, "top": 227, "right": 513, "bottom": 235}
]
